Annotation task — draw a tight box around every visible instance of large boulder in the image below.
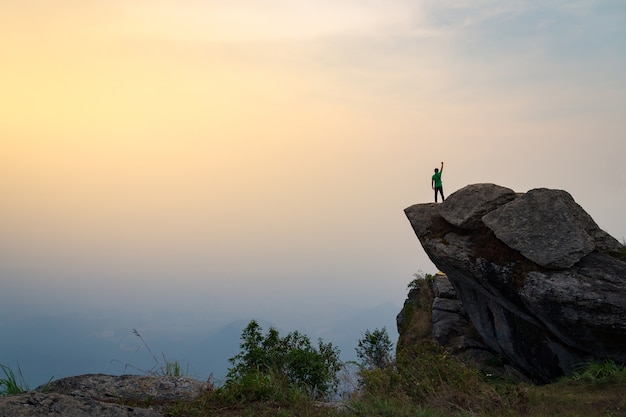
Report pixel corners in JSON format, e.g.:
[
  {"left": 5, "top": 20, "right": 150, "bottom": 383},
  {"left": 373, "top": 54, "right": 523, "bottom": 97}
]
[
  {"left": 482, "top": 188, "right": 621, "bottom": 269},
  {"left": 439, "top": 183, "right": 516, "bottom": 229},
  {"left": 404, "top": 184, "right": 626, "bottom": 382}
]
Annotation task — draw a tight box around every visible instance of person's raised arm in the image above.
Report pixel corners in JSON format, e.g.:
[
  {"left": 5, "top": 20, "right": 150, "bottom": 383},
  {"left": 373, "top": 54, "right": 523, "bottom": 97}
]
[{"left": 440, "top": 161, "right": 444, "bottom": 172}]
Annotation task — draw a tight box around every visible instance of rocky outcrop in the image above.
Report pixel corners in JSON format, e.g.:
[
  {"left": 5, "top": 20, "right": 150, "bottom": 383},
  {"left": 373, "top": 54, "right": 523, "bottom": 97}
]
[
  {"left": 0, "top": 374, "right": 213, "bottom": 417},
  {"left": 0, "top": 392, "right": 161, "bottom": 417},
  {"left": 404, "top": 183, "right": 626, "bottom": 382},
  {"left": 39, "top": 374, "right": 213, "bottom": 403}
]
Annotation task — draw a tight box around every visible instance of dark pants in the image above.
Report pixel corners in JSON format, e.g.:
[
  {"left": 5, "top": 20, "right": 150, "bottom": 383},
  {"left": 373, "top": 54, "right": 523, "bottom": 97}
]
[{"left": 434, "top": 186, "right": 445, "bottom": 202}]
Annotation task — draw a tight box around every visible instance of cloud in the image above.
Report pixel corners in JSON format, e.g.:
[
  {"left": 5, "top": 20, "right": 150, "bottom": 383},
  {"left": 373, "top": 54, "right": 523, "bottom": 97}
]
[{"left": 106, "top": 0, "right": 419, "bottom": 43}]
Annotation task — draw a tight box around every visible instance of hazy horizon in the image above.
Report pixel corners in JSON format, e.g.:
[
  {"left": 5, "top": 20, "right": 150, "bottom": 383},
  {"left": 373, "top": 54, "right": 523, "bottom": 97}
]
[{"left": 1, "top": 0, "right": 625, "bottom": 388}]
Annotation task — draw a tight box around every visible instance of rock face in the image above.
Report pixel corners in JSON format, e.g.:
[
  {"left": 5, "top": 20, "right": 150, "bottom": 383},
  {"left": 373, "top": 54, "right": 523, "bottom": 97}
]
[
  {"left": 0, "top": 392, "right": 161, "bottom": 417},
  {"left": 404, "top": 183, "right": 626, "bottom": 382},
  {"left": 40, "top": 374, "right": 213, "bottom": 403},
  {"left": 0, "top": 374, "right": 213, "bottom": 417},
  {"left": 398, "top": 273, "right": 527, "bottom": 382},
  {"left": 481, "top": 188, "right": 618, "bottom": 269},
  {"left": 431, "top": 274, "right": 471, "bottom": 346}
]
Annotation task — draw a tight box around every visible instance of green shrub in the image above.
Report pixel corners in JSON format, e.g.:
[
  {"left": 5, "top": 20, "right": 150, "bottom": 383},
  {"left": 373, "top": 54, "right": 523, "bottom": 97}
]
[
  {"left": 567, "top": 359, "right": 626, "bottom": 385},
  {"left": 217, "top": 368, "right": 306, "bottom": 404},
  {"left": 407, "top": 272, "right": 436, "bottom": 291},
  {"left": 356, "top": 367, "right": 402, "bottom": 398},
  {"left": 222, "top": 320, "right": 341, "bottom": 402},
  {"left": 356, "top": 328, "right": 394, "bottom": 371}
]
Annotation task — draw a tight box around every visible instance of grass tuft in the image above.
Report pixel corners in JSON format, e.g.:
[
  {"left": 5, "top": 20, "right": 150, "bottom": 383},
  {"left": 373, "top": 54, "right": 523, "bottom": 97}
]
[
  {"left": 0, "top": 363, "right": 29, "bottom": 395},
  {"left": 566, "top": 359, "right": 626, "bottom": 385},
  {"left": 113, "top": 329, "right": 190, "bottom": 377},
  {"left": 1, "top": 363, "right": 53, "bottom": 396}
]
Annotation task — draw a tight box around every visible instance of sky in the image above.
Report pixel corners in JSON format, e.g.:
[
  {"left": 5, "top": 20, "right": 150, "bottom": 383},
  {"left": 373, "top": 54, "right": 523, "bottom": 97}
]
[{"left": 1, "top": 0, "right": 626, "bottom": 383}]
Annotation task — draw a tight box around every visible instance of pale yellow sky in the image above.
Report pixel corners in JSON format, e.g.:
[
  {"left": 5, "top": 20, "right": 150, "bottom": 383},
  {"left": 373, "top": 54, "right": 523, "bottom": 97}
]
[{"left": 2, "top": 1, "right": 625, "bottom": 318}]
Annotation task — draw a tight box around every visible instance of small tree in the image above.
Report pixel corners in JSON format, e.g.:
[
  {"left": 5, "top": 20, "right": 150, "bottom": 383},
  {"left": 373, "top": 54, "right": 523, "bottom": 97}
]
[
  {"left": 224, "top": 320, "right": 341, "bottom": 401},
  {"left": 356, "top": 327, "right": 394, "bottom": 371},
  {"left": 354, "top": 328, "right": 400, "bottom": 397}
]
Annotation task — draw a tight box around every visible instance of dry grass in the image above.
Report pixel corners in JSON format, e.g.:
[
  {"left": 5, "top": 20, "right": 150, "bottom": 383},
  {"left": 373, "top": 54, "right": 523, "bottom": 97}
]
[
  {"left": 524, "top": 381, "right": 626, "bottom": 417},
  {"left": 158, "top": 377, "right": 626, "bottom": 417},
  {"left": 396, "top": 283, "right": 434, "bottom": 350}
]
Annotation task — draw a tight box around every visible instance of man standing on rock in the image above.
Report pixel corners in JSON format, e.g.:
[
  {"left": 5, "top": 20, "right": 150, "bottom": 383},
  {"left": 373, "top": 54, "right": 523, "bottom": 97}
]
[{"left": 432, "top": 161, "right": 445, "bottom": 202}]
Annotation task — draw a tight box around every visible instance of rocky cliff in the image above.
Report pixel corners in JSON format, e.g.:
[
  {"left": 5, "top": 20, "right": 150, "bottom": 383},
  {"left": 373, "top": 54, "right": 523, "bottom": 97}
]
[{"left": 402, "top": 183, "right": 626, "bottom": 382}]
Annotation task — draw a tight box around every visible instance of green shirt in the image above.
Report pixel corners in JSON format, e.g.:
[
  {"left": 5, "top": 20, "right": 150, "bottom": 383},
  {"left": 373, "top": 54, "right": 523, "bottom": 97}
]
[{"left": 432, "top": 171, "right": 442, "bottom": 187}]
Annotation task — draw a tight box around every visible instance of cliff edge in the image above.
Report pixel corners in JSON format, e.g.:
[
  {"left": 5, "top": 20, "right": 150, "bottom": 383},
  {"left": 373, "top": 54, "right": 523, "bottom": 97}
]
[{"left": 401, "top": 183, "right": 626, "bottom": 382}]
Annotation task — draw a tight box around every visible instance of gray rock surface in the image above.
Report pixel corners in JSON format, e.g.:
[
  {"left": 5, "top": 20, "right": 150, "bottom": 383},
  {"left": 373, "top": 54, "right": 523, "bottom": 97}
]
[
  {"left": 431, "top": 274, "right": 468, "bottom": 346},
  {"left": 482, "top": 188, "right": 619, "bottom": 268},
  {"left": 432, "top": 274, "right": 457, "bottom": 298},
  {"left": 39, "top": 374, "right": 213, "bottom": 403},
  {"left": 432, "top": 297, "right": 468, "bottom": 344},
  {"left": 404, "top": 183, "right": 626, "bottom": 382},
  {"left": 439, "top": 183, "right": 516, "bottom": 229},
  {"left": 0, "top": 392, "right": 161, "bottom": 417},
  {"left": 0, "top": 374, "right": 213, "bottom": 417}
]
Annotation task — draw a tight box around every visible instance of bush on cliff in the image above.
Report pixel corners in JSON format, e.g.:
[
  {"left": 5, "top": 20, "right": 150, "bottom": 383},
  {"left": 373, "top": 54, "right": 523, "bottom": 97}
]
[{"left": 218, "top": 320, "right": 341, "bottom": 403}]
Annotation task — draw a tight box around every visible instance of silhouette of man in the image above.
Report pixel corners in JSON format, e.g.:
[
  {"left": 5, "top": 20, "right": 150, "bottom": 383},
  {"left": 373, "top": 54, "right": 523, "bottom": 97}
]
[{"left": 432, "top": 162, "right": 444, "bottom": 202}]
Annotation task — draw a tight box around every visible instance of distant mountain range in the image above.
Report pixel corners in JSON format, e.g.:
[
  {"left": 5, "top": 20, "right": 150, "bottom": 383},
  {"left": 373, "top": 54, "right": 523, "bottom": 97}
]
[{"left": 0, "top": 303, "right": 400, "bottom": 388}]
